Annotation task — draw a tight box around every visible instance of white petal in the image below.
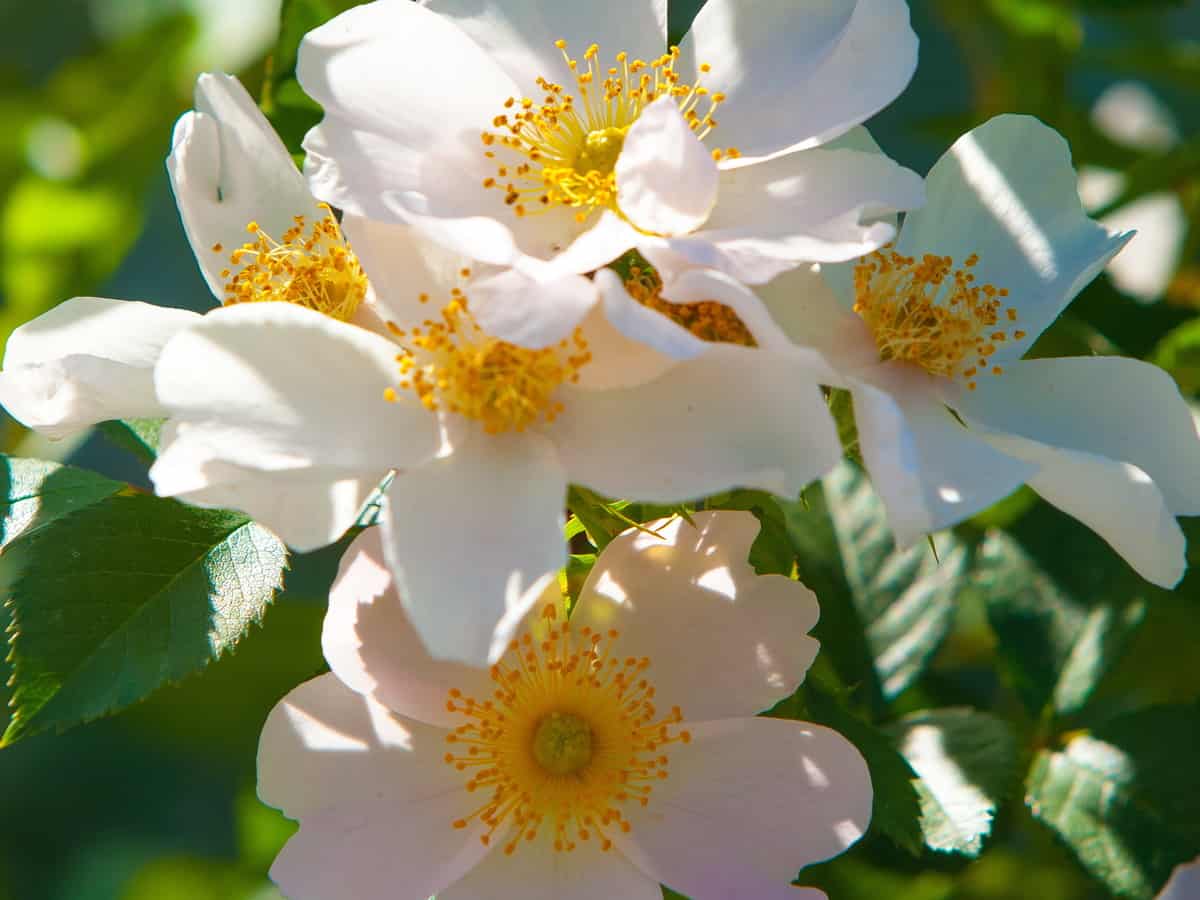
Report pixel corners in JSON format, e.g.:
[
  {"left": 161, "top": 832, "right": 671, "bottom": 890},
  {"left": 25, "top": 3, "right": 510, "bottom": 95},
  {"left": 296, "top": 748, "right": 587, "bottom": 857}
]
[
  {"left": 338, "top": 214, "right": 471, "bottom": 328},
  {"left": 661, "top": 268, "right": 821, "bottom": 353},
  {"left": 297, "top": 1, "right": 517, "bottom": 219},
  {"left": 440, "top": 828, "right": 661, "bottom": 900},
  {"left": 541, "top": 211, "right": 641, "bottom": 279},
  {"left": 553, "top": 344, "right": 841, "bottom": 502},
  {"left": 422, "top": 0, "right": 668, "bottom": 98},
  {"left": 0, "top": 297, "right": 199, "bottom": 438},
  {"left": 977, "top": 431, "right": 1185, "bottom": 589},
  {"left": 573, "top": 299, "right": 679, "bottom": 391},
  {"left": 897, "top": 115, "right": 1130, "bottom": 362},
  {"left": 647, "top": 146, "right": 922, "bottom": 284},
  {"left": 321, "top": 528, "right": 495, "bottom": 728},
  {"left": 258, "top": 675, "right": 491, "bottom": 900},
  {"left": 679, "top": 0, "right": 917, "bottom": 161},
  {"left": 594, "top": 268, "right": 709, "bottom": 361},
  {"left": 952, "top": 356, "right": 1200, "bottom": 516},
  {"left": 468, "top": 269, "right": 599, "bottom": 349},
  {"left": 616, "top": 97, "right": 719, "bottom": 237},
  {"left": 379, "top": 430, "right": 567, "bottom": 665},
  {"left": 618, "top": 718, "right": 872, "bottom": 897},
  {"left": 158, "top": 462, "right": 373, "bottom": 552},
  {"left": 169, "top": 73, "right": 321, "bottom": 300},
  {"left": 151, "top": 302, "right": 439, "bottom": 488},
  {"left": 571, "top": 510, "right": 820, "bottom": 719},
  {"left": 755, "top": 264, "right": 879, "bottom": 376},
  {"left": 852, "top": 370, "right": 1036, "bottom": 545}
]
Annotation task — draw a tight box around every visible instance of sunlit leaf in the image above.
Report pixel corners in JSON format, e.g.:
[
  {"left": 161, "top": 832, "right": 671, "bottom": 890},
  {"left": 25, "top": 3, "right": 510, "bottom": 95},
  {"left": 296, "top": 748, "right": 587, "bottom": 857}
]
[
  {"left": 2, "top": 494, "right": 286, "bottom": 746},
  {"left": 1027, "top": 706, "right": 1200, "bottom": 899},
  {"left": 888, "top": 708, "right": 1018, "bottom": 857}
]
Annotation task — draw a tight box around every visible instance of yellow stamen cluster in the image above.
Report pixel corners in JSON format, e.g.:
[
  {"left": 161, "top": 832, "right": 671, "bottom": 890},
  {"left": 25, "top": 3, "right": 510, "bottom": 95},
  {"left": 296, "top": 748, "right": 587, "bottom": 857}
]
[
  {"left": 385, "top": 293, "right": 591, "bottom": 434},
  {"left": 214, "top": 205, "right": 366, "bottom": 322},
  {"left": 444, "top": 603, "right": 691, "bottom": 856},
  {"left": 853, "top": 247, "right": 1023, "bottom": 390},
  {"left": 624, "top": 264, "right": 757, "bottom": 347},
  {"left": 481, "top": 40, "right": 736, "bottom": 225}
]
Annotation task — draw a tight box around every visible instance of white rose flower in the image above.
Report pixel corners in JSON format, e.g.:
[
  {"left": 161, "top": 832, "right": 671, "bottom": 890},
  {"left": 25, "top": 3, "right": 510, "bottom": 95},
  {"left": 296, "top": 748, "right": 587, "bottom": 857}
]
[
  {"left": 295, "top": 0, "right": 924, "bottom": 349},
  {"left": 258, "top": 511, "right": 872, "bottom": 899},
  {"left": 147, "top": 215, "right": 842, "bottom": 663},
  {"left": 0, "top": 73, "right": 362, "bottom": 436},
  {"left": 761, "top": 115, "right": 1200, "bottom": 587}
]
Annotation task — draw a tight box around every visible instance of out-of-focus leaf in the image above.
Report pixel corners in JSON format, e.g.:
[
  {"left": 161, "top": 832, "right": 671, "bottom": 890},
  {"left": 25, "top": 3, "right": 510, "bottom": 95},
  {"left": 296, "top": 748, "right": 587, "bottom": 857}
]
[
  {"left": 1150, "top": 318, "right": 1200, "bottom": 395},
  {"left": 2, "top": 494, "right": 286, "bottom": 746},
  {"left": 0, "top": 456, "right": 123, "bottom": 551},
  {"left": 237, "top": 787, "right": 297, "bottom": 874},
  {"left": 820, "top": 463, "right": 968, "bottom": 699},
  {"left": 566, "top": 485, "right": 635, "bottom": 551},
  {"left": 975, "top": 531, "right": 1084, "bottom": 717},
  {"left": 987, "top": 0, "right": 1081, "bottom": 47},
  {"left": 1027, "top": 705, "right": 1200, "bottom": 899},
  {"left": 121, "top": 855, "right": 265, "bottom": 900},
  {"left": 1092, "top": 136, "right": 1200, "bottom": 220},
  {"left": 780, "top": 483, "right": 881, "bottom": 707},
  {"left": 887, "top": 708, "right": 1018, "bottom": 857},
  {"left": 98, "top": 418, "right": 166, "bottom": 464},
  {"left": 1052, "top": 600, "right": 1146, "bottom": 718},
  {"left": 262, "top": 0, "right": 362, "bottom": 156},
  {"left": 1079, "top": 42, "right": 1200, "bottom": 93}
]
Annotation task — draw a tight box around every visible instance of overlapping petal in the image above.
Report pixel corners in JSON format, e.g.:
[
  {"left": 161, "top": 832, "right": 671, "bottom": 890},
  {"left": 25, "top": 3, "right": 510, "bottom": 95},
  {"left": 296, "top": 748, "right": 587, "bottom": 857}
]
[
  {"left": 571, "top": 511, "right": 820, "bottom": 720},
  {"left": 379, "top": 429, "right": 567, "bottom": 664},
  {"left": 169, "top": 73, "right": 324, "bottom": 298},
  {"left": 617, "top": 718, "right": 872, "bottom": 898}
]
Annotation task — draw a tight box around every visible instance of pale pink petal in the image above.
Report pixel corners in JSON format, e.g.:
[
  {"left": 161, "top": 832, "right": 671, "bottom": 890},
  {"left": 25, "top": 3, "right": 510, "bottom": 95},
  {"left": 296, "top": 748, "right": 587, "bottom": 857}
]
[
  {"left": 618, "top": 717, "right": 872, "bottom": 898},
  {"left": 440, "top": 828, "right": 661, "bottom": 900},
  {"left": 571, "top": 511, "right": 820, "bottom": 719},
  {"left": 321, "top": 528, "right": 495, "bottom": 728},
  {"left": 259, "top": 676, "right": 492, "bottom": 900}
]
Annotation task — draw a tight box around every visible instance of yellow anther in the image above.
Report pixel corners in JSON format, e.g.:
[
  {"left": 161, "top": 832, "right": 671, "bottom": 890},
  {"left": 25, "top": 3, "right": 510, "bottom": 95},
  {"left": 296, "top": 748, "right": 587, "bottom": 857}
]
[
  {"left": 853, "top": 246, "right": 1018, "bottom": 384},
  {"left": 442, "top": 603, "right": 687, "bottom": 857},
  {"left": 219, "top": 206, "right": 366, "bottom": 322},
  {"left": 479, "top": 40, "right": 731, "bottom": 225},
  {"left": 388, "top": 297, "right": 591, "bottom": 434},
  {"left": 623, "top": 264, "right": 756, "bottom": 347}
]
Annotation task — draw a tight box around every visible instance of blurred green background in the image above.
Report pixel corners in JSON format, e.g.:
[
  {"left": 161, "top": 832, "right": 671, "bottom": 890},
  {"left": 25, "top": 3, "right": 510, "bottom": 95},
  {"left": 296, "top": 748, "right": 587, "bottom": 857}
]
[{"left": 1, "top": 0, "right": 1199, "bottom": 898}]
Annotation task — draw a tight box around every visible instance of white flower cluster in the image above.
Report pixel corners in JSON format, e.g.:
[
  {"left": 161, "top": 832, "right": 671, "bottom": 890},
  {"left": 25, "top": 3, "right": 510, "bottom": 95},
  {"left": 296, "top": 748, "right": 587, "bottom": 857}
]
[{"left": 2, "top": 1, "right": 1198, "bottom": 896}]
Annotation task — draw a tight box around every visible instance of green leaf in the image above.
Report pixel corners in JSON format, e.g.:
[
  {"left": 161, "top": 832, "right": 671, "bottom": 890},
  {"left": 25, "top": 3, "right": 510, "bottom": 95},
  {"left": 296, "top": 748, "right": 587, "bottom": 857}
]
[
  {"left": 1051, "top": 600, "right": 1146, "bottom": 719},
  {"left": 2, "top": 493, "right": 287, "bottom": 746},
  {"left": 887, "top": 708, "right": 1018, "bottom": 857},
  {"left": 566, "top": 485, "right": 633, "bottom": 551},
  {"left": 976, "top": 530, "right": 1148, "bottom": 722},
  {"left": 1027, "top": 705, "right": 1200, "bottom": 899},
  {"left": 0, "top": 456, "right": 123, "bottom": 551},
  {"left": 821, "top": 463, "right": 968, "bottom": 699},
  {"left": 975, "top": 531, "right": 1084, "bottom": 716},
  {"left": 262, "top": 0, "right": 362, "bottom": 156},
  {"left": 98, "top": 418, "right": 165, "bottom": 464},
  {"left": 1150, "top": 318, "right": 1200, "bottom": 396}
]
